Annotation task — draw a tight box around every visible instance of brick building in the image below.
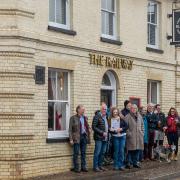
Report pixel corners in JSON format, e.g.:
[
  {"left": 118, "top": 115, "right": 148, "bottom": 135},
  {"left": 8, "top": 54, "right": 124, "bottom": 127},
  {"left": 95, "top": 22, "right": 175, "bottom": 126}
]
[{"left": 0, "top": 0, "right": 180, "bottom": 179}]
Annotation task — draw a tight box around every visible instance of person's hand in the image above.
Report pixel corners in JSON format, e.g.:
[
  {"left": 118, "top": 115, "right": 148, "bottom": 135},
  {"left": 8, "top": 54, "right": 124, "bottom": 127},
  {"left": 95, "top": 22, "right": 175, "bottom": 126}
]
[
  {"left": 117, "top": 128, "right": 123, "bottom": 133},
  {"left": 103, "top": 132, "right": 107, "bottom": 137},
  {"left": 175, "top": 119, "right": 179, "bottom": 124},
  {"left": 163, "top": 126, "right": 167, "bottom": 132},
  {"left": 70, "top": 140, "right": 74, "bottom": 145}
]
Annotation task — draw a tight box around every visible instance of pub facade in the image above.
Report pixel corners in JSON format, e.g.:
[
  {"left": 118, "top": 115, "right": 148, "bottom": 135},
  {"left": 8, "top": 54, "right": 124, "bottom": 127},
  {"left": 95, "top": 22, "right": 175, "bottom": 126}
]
[{"left": 0, "top": 0, "right": 180, "bottom": 179}]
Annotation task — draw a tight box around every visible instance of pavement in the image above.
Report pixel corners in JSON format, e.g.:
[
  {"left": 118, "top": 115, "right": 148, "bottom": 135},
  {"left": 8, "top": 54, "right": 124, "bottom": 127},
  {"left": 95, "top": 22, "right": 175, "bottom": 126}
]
[{"left": 30, "top": 160, "right": 180, "bottom": 180}]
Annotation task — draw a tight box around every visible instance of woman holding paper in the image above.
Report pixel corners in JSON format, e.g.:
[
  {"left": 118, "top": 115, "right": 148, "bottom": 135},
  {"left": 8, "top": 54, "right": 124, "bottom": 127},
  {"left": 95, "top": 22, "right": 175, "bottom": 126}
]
[{"left": 109, "top": 107, "right": 128, "bottom": 171}]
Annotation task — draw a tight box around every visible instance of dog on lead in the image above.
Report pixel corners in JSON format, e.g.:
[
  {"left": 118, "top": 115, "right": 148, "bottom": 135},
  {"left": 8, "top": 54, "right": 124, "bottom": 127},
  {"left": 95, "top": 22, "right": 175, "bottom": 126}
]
[{"left": 153, "top": 144, "right": 176, "bottom": 163}]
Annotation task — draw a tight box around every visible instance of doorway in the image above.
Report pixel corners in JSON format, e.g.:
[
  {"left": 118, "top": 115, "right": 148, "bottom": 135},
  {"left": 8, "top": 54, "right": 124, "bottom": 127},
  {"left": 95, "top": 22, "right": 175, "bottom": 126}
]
[
  {"left": 100, "top": 71, "right": 117, "bottom": 109},
  {"left": 101, "top": 90, "right": 112, "bottom": 108}
]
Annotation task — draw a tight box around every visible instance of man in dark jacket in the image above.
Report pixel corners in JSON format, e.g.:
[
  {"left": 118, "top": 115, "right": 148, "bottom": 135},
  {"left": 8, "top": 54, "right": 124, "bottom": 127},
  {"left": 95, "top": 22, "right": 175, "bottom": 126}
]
[
  {"left": 146, "top": 103, "right": 158, "bottom": 160},
  {"left": 69, "top": 105, "right": 90, "bottom": 173},
  {"left": 121, "top": 100, "right": 132, "bottom": 118},
  {"left": 154, "top": 104, "right": 166, "bottom": 147},
  {"left": 92, "top": 103, "right": 108, "bottom": 172}
]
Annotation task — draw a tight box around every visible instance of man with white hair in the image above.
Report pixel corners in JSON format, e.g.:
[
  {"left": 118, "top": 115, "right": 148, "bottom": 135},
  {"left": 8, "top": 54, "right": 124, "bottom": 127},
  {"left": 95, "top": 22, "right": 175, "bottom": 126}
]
[
  {"left": 125, "top": 104, "right": 144, "bottom": 168},
  {"left": 69, "top": 105, "right": 90, "bottom": 173},
  {"left": 92, "top": 103, "right": 109, "bottom": 172}
]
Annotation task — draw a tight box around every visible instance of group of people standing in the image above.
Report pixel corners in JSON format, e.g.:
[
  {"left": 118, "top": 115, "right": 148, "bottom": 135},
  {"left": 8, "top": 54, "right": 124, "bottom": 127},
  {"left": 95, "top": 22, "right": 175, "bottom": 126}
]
[{"left": 69, "top": 101, "right": 180, "bottom": 173}]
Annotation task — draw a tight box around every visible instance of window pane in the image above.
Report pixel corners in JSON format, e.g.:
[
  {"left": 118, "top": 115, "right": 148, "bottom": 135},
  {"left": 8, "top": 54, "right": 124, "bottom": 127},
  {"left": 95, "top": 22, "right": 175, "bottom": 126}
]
[
  {"left": 48, "top": 101, "right": 55, "bottom": 131},
  {"left": 107, "top": 0, "right": 115, "bottom": 12},
  {"left": 48, "top": 70, "right": 56, "bottom": 100},
  {"left": 147, "top": 81, "right": 150, "bottom": 104},
  {"left": 151, "top": 4, "right": 157, "bottom": 24},
  {"left": 49, "top": 0, "right": 55, "bottom": 22},
  {"left": 151, "top": 82, "right": 157, "bottom": 104},
  {"left": 57, "top": 71, "right": 68, "bottom": 101},
  {"left": 102, "top": 0, "right": 107, "bottom": 9},
  {"left": 48, "top": 102, "right": 67, "bottom": 131},
  {"left": 108, "top": 12, "right": 114, "bottom": 35},
  {"left": 56, "top": 0, "right": 66, "bottom": 25},
  {"left": 102, "top": 74, "right": 111, "bottom": 86},
  {"left": 101, "top": 11, "right": 106, "bottom": 34},
  {"left": 149, "top": 24, "right": 156, "bottom": 45},
  {"left": 103, "top": 11, "right": 114, "bottom": 36},
  {"left": 55, "top": 102, "right": 67, "bottom": 130},
  {"left": 148, "top": 12, "right": 150, "bottom": 23},
  {"left": 148, "top": 3, "right": 151, "bottom": 22}
]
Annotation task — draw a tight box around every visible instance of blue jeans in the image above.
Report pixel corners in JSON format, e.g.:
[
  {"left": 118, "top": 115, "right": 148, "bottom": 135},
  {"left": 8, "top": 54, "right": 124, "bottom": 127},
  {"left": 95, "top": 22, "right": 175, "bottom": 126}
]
[
  {"left": 73, "top": 134, "right": 87, "bottom": 170},
  {"left": 138, "top": 150, "right": 143, "bottom": 162},
  {"left": 113, "top": 135, "right": 126, "bottom": 169},
  {"left": 93, "top": 140, "right": 107, "bottom": 169},
  {"left": 127, "top": 150, "right": 140, "bottom": 166}
]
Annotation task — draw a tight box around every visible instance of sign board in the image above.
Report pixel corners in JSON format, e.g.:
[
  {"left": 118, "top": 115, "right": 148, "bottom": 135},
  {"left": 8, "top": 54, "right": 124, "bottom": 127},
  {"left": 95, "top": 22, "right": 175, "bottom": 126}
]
[
  {"left": 172, "top": 9, "right": 180, "bottom": 44},
  {"left": 89, "top": 53, "right": 133, "bottom": 70}
]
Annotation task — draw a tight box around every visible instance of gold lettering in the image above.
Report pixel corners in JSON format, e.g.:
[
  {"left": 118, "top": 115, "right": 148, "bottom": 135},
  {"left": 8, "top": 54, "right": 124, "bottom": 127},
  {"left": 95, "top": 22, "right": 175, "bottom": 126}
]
[
  {"left": 105, "top": 57, "right": 111, "bottom": 67},
  {"left": 99, "top": 55, "right": 104, "bottom": 66},
  {"left": 90, "top": 53, "right": 133, "bottom": 70},
  {"left": 127, "top": 60, "right": 133, "bottom": 70},
  {"left": 89, "top": 53, "right": 96, "bottom": 65},
  {"left": 121, "top": 59, "right": 128, "bottom": 69}
]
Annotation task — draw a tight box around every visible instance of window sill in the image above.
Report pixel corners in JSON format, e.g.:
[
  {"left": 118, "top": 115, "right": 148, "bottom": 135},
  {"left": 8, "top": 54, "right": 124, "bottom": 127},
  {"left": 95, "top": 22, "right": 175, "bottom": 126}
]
[
  {"left": 146, "top": 47, "right": 164, "bottom": 54},
  {"left": 46, "top": 137, "right": 69, "bottom": 143},
  {"left": 100, "top": 37, "right": 123, "bottom": 46},
  {"left": 48, "top": 25, "right": 77, "bottom": 36}
]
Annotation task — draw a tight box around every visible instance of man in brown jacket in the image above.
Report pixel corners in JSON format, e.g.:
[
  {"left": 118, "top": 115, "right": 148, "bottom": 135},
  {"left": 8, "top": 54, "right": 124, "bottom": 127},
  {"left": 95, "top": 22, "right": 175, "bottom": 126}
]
[{"left": 69, "top": 105, "right": 90, "bottom": 173}]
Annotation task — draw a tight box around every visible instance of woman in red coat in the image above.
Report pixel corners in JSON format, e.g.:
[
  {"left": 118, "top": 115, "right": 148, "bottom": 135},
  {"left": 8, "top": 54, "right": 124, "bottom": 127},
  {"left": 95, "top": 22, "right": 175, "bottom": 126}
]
[{"left": 166, "top": 107, "right": 180, "bottom": 161}]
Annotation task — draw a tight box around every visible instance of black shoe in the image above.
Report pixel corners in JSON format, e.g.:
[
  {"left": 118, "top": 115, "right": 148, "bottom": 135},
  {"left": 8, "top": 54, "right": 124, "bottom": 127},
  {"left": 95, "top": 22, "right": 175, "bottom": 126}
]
[
  {"left": 133, "top": 164, "right": 141, "bottom": 168},
  {"left": 93, "top": 168, "right": 102, "bottom": 172},
  {"left": 74, "top": 169, "right": 81, "bottom": 173},
  {"left": 99, "top": 167, "right": 107, "bottom": 171},
  {"left": 119, "top": 167, "right": 125, "bottom": 171},
  {"left": 81, "top": 168, "right": 88, "bottom": 172},
  {"left": 126, "top": 164, "right": 132, "bottom": 169}
]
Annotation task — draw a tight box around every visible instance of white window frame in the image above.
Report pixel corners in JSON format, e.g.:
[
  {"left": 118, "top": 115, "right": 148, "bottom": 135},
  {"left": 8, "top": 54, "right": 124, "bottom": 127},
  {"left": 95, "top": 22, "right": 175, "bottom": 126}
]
[
  {"left": 48, "top": 69, "right": 70, "bottom": 139},
  {"left": 101, "top": 0, "right": 117, "bottom": 40},
  {"left": 147, "top": 80, "right": 160, "bottom": 104},
  {"left": 49, "top": 0, "right": 70, "bottom": 30},
  {"left": 147, "top": 1, "right": 160, "bottom": 49}
]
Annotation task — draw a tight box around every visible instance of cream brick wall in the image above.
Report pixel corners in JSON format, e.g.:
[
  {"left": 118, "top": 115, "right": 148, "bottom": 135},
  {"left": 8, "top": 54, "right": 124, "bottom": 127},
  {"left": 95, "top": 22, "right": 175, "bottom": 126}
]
[{"left": 0, "top": 0, "right": 178, "bottom": 179}]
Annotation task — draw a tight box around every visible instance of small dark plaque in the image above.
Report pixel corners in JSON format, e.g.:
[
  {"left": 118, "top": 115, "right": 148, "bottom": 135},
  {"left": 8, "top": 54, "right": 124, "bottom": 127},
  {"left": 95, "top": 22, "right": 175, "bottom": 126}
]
[{"left": 35, "top": 66, "right": 45, "bottom": 85}]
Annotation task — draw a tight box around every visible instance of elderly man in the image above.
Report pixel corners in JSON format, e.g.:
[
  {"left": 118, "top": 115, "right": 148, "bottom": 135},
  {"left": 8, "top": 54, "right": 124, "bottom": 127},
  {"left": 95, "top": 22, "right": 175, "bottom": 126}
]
[
  {"left": 69, "top": 105, "right": 90, "bottom": 173},
  {"left": 92, "top": 103, "right": 108, "bottom": 172},
  {"left": 125, "top": 104, "right": 144, "bottom": 168}
]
